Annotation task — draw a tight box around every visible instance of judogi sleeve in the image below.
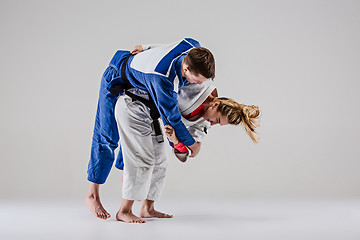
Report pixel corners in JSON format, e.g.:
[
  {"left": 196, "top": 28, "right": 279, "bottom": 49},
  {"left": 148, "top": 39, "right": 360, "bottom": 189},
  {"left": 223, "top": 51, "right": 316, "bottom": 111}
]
[
  {"left": 144, "top": 75, "right": 196, "bottom": 147},
  {"left": 185, "top": 120, "right": 210, "bottom": 142}
]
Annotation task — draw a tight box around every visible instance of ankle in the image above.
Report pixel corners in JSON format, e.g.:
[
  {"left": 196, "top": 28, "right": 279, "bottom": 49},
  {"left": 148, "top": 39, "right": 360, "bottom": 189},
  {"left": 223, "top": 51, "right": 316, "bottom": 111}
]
[
  {"left": 87, "top": 193, "right": 100, "bottom": 200},
  {"left": 142, "top": 200, "right": 155, "bottom": 211},
  {"left": 119, "top": 208, "right": 133, "bottom": 214},
  {"left": 141, "top": 205, "right": 154, "bottom": 212}
]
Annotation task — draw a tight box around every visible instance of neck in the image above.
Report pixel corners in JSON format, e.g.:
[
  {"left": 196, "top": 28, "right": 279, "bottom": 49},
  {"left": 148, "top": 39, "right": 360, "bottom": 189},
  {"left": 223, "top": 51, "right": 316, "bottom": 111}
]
[
  {"left": 203, "top": 89, "right": 218, "bottom": 111},
  {"left": 203, "top": 95, "right": 215, "bottom": 111}
]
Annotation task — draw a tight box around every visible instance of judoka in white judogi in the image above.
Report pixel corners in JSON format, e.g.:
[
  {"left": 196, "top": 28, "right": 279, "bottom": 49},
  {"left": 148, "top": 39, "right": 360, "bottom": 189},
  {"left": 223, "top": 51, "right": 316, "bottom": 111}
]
[{"left": 115, "top": 81, "right": 215, "bottom": 201}]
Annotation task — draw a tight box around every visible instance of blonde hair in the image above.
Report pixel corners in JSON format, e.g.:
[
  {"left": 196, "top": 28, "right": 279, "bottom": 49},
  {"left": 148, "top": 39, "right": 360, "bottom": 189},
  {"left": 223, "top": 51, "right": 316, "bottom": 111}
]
[{"left": 213, "top": 97, "right": 261, "bottom": 143}]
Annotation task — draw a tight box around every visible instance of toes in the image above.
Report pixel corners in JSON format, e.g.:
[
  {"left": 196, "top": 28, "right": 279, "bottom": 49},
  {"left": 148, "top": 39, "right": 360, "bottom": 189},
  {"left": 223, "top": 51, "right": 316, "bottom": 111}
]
[
  {"left": 98, "top": 212, "right": 108, "bottom": 220},
  {"left": 156, "top": 211, "right": 173, "bottom": 218}
]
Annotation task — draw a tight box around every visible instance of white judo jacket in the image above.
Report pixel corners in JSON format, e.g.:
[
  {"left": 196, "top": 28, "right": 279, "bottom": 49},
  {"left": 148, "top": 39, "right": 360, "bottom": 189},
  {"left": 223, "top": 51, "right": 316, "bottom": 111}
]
[{"left": 175, "top": 81, "right": 216, "bottom": 161}]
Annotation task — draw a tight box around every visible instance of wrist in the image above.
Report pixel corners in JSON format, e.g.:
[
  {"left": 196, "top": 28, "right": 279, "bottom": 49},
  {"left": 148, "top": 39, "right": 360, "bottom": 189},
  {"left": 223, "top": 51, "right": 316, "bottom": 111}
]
[{"left": 188, "top": 142, "right": 196, "bottom": 148}]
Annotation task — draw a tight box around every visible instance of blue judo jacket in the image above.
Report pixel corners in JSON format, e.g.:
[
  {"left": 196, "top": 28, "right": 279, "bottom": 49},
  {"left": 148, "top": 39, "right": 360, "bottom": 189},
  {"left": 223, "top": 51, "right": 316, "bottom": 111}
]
[{"left": 125, "top": 38, "right": 201, "bottom": 146}]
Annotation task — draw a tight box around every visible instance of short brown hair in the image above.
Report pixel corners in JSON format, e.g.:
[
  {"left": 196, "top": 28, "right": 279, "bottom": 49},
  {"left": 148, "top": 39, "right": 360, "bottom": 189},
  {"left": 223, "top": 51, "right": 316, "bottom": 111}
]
[{"left": 184, "top": 47, "right": 215, "bottom": 79}]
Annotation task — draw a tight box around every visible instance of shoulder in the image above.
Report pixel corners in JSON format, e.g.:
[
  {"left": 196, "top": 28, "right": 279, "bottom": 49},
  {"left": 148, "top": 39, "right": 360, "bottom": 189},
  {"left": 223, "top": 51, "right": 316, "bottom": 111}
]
[
  {"left": 130, "top": 38, "right": 200, "bottom": 76},
  {"left": 183, "top": 38, "right": 201, "bottom": 47}
]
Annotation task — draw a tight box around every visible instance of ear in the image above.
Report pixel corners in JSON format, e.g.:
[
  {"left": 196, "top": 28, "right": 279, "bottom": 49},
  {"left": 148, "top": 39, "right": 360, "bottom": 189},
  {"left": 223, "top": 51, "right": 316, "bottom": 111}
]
[
  {"left": 212, "top": 101, "right": 220, "bottom": 108},
  {"left": 182, "top": 63, "right": 189, "bottom": 72}
]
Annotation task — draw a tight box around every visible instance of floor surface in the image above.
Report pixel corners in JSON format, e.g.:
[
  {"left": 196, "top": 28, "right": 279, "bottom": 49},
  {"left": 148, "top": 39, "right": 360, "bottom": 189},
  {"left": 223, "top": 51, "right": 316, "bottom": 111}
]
[{"left": 1, "top": 197, "right": 359, "bottom": 240}]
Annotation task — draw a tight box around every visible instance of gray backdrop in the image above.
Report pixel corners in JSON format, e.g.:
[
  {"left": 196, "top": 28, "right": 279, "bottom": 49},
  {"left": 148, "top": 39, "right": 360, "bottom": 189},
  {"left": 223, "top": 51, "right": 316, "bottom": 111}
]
[{"left": 1, "top": 0, "right": 359, "bottom": 199}]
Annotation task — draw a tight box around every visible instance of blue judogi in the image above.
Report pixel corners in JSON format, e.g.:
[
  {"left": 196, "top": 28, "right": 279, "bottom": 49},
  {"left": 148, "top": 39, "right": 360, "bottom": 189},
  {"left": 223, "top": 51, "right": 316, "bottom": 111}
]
[{"left": 87, "top": 38, "right": 201, "bottom": 184}]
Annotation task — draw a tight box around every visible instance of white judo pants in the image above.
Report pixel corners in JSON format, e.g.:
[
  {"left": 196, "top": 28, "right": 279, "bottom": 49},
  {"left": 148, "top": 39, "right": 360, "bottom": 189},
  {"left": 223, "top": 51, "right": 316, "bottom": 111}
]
[{"left": 114, "top": 89, "right": 168, "bottom": 201}]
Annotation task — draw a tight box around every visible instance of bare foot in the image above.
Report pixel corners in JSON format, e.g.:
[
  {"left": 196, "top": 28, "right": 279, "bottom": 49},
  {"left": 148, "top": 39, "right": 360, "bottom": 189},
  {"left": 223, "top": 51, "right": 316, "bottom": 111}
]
[
  {"left": 85, "top": 195, "right": 111, "bottom": 220},
  {"left": 116, "top": 210, "right": 145, "bottom": 223},
  {"left": 140, "top": 209, "right": 173, "bottom": 218}
]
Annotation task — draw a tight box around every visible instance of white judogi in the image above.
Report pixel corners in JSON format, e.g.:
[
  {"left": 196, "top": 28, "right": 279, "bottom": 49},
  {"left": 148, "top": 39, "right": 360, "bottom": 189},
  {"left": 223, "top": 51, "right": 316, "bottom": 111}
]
[
  {"left": 114, "top": 81, "right": 216, "bottom": 200},
  {"left": 178, "top": 81, "right": 215, "bottom": 141},
  {"left": 115, "top": 88, "right": 168, "bottom": 201},
  {"left": 173, "top": 81, "right": 216, "bottom": 162}
]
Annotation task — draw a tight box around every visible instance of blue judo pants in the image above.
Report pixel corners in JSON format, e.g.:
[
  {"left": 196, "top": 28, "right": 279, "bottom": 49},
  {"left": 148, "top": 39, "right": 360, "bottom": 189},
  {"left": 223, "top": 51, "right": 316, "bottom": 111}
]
[{"left": 87, "top": 51, "right": 130, "bottom": 184}]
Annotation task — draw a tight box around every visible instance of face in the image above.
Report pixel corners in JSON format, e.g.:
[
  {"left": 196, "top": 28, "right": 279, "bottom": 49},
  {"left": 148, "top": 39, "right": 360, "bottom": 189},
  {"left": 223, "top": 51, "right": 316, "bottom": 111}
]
[
  {"left": 203, "top": 102, "right": 229, "bottom": 126},
  {"left": 182, "top": 65, "right": 208, "bottom": 85}
]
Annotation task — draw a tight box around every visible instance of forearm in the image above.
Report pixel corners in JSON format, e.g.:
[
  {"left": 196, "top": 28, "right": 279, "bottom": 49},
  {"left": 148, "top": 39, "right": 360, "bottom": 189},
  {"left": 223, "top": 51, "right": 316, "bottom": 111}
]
[
  {"left": 148, "top": 76, "right": 196, "bottom": 146},
  {"left": 170, "top": 121, "right": 196, "bottom": 146}
]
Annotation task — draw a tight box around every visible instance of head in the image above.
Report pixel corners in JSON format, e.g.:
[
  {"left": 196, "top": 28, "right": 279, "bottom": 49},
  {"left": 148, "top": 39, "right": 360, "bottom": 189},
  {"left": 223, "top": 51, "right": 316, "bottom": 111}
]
[
  {"left": 182, "top": 47, "right": 215, "bottom": 84},
  {"left": 203, "top": 97, "right": 261, "bottom": 143}
]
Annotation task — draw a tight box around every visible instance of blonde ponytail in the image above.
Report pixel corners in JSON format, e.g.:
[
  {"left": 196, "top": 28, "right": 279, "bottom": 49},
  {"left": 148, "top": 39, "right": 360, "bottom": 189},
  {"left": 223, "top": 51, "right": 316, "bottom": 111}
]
[{"left": 213, "top": 97, "right": 261, "bottom": 143}]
